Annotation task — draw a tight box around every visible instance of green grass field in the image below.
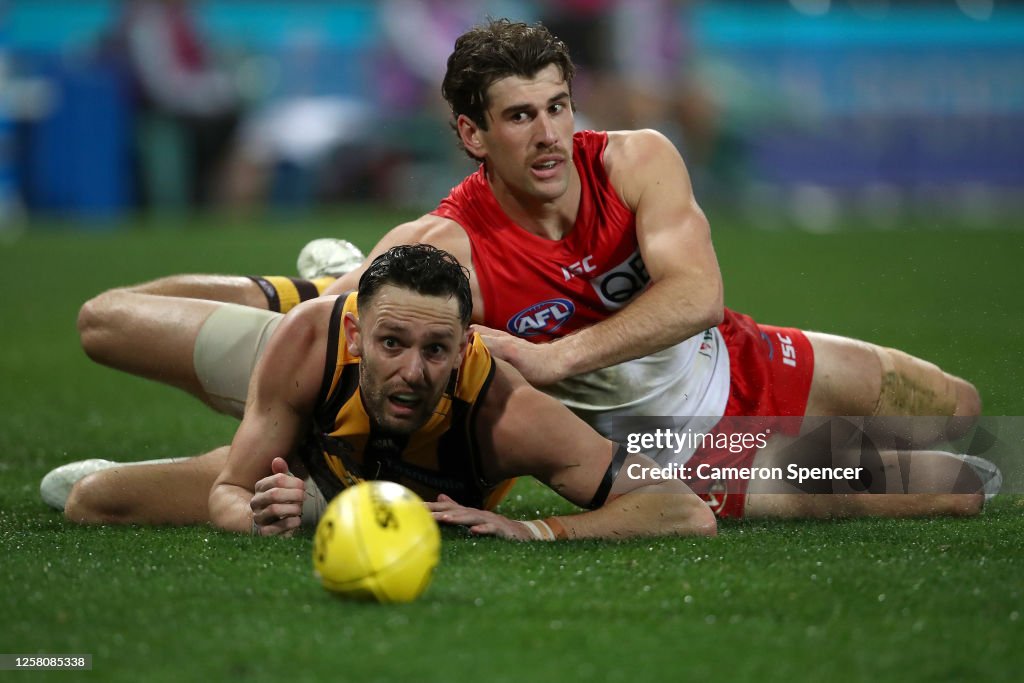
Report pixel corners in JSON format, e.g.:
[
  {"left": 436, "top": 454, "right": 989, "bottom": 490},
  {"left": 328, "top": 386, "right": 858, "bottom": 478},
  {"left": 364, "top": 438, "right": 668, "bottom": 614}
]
[{"left": 1, "top": 209, "right": 1022, "bottom": 682}]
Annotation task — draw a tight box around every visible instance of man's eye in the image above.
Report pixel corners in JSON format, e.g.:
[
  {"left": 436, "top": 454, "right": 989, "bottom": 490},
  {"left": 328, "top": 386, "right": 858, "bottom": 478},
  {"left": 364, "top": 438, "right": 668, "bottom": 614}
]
[
  {"left": 383, "top": 338, "right": 398, "bottom": 349},
  {"left": 550, "top": 103, "right": 564, "bottom": 114}
]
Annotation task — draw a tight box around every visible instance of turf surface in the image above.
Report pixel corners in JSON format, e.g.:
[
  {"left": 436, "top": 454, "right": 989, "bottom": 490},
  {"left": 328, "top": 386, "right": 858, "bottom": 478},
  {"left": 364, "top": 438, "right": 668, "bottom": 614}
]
[{"left": 1, "top": 209, "right": 1022, "bottom": 682}]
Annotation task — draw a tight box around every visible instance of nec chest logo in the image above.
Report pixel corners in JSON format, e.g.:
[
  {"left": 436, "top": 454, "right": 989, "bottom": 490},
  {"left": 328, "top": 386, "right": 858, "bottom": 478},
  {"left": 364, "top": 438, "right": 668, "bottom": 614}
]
[{"left": 507, "top": 298, "right": 576, "bottom": 337}]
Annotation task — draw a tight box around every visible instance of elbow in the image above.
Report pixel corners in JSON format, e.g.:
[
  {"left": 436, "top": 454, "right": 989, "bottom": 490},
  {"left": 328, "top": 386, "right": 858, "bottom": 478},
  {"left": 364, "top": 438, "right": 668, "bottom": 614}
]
[
  {"left": 701, "top": 274, "right": 725, "bottom": 330},
  {"left": 208, "top": 483, "right": 248, "bottom": 535},
  {"left": 207, "top": 489, "right": 230, "bottom": 533},
  {"left": 639, "top": 482, "right": 718, "bottom": 537},
  {"left": 698, "top": 509, "right": 718, "bottom": 537},
  {"left": 703, "top": 304, "right": 724, "bottom": 331},
  {"left": 683, "top": 499, "right": 718, "bottom": 537},
  {"left": 703, "top": 286, "right": 724, "bottom": 330},
  {"left": 656, "top": 489, "right": 717, "bottom": 537}
]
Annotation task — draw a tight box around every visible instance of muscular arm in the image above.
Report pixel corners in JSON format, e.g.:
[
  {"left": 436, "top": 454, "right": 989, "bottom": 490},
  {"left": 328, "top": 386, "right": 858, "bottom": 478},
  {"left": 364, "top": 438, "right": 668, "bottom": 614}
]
[
  {"left": 558, "top": 129, "right": 723, "bottom": 377},
  {"left": 480, "top": 129, "right": 723, "bottom": 385},
  {"left": 208, "top": 299, "right": 332, "bottom": 533},
  {"left": 434, "top": 359, "right": 716, "bottom": 540}
]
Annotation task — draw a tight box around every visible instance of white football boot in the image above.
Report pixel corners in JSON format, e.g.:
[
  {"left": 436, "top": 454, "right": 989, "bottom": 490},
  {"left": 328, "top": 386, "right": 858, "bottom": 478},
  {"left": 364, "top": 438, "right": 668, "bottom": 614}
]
[
  {"left": 296, "top": 238, "right": 365, "bottom": 279},
  {"left": 950, "top": 453, "right": 1002, "bottom": 502}
]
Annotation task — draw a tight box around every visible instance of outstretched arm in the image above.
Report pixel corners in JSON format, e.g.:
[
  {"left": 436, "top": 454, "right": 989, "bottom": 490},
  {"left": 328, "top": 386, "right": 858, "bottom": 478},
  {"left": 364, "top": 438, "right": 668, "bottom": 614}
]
[
  {"left": 477, "top": 129, "right": 724, "bottom": 386},
  {"left": 428, "top": 451, "right": 716, "bottom": 541},
  {"left": 429, "top": 359, "right": 717, "bottom": 540}
]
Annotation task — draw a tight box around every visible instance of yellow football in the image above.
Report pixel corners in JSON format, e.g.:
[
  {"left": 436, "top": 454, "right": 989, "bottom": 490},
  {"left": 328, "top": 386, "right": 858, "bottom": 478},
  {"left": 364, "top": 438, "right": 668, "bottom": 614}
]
[{"left": 312, "top": 481, "right": 440, "bottom": 603}]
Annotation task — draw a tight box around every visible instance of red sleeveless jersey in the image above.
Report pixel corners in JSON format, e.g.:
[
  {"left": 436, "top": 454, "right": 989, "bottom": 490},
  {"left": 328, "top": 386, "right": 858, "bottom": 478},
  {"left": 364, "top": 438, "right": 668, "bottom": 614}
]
[{"left": 432, "top": 130, "right": 649, "bottom": 343}]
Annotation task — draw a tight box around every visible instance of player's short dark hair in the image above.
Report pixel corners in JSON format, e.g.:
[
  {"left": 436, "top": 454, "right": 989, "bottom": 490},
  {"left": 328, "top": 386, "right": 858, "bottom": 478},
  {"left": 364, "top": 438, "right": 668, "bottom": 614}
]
[
  {"left": 358, "top": 244, "right": 472, "bottom": 327},
  {"left": 441, "top": 18, "right": 576, "bottom": 160}
]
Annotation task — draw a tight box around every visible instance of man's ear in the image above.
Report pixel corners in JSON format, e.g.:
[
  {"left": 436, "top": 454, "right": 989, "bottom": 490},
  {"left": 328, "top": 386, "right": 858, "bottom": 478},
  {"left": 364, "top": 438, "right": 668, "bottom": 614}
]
[
  {"left": 342, "top": 311, "right": 362, "bottom": 357},
  {"left": 456, "top": 114, "right": 486, "bottom": 159},
  {"left": 457, "top": 328, "right": 473, "bottom": 365}
]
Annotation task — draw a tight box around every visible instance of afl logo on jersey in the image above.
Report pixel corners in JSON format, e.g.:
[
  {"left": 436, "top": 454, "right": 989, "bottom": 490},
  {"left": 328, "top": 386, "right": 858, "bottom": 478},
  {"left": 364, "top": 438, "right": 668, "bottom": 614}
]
[{"left": 507, "top": 298, "right": 575, "bottom": 337}]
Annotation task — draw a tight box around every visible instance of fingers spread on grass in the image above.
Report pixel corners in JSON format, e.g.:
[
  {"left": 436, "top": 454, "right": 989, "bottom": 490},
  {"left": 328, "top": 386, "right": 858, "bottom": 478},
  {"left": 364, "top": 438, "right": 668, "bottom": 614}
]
[
  {"left": 433, "top": 505, "right": 492, "bottom": 526},
  {"left": 425, "top": 494, "right": 461, "bottom": 513}
]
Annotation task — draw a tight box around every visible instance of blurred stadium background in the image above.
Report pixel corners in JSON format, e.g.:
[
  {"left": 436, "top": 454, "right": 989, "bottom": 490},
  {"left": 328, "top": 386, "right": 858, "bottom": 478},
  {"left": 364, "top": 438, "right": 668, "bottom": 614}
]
[{"left": 1, "top": 0, "right": 1021, "bottom": 233}]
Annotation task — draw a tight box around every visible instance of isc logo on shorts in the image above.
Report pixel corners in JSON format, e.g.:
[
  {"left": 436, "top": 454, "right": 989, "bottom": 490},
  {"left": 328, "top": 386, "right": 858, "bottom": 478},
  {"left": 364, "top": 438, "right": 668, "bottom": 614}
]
[
  {"left": 590, "top": 249, "right": 651, "bottom": 310},
  {"left": 777, "top": 333, "right": 798, "bottom": 367},
  {"left": 761, "top": 331, "right": 798, "bottom": 368},
  {"left": 507, "top": 298, "right": 576, "bottom": 337}
]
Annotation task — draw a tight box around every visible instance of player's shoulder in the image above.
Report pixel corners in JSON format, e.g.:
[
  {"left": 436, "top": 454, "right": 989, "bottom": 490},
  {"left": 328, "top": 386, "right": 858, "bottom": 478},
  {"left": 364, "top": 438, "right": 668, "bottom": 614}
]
[
  {"left": 381, "top": 213, "right": 472, "bottom": 259},
  {"left": 252, "top": 296, "right": 339, "bottom": 397},
  {"left": 291, "top": 293, "right": 343, "bottom": 315},
  {"left": 280, "top": 295, "right": 343, "bottom": 340},
  {"left": 604, "top": 129, "right": 687, "bottom": 206},
  {"left": 604, "top": 128, "right": 676, "bottom": 168},
  {"left": 477, "top": 356, "right": 532, "bottom": 412},
  {"left": 403, "top": 212, "right": 465, "bottom": 239}
]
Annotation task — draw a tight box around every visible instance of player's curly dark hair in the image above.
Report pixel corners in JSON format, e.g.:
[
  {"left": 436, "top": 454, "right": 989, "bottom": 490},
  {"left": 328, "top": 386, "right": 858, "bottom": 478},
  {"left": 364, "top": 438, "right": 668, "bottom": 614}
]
[
  {"left": 441, "top": 18, "right": 576, "bottom": 160},
  {"left": 358, "top": 244, "right": 472, "bottom": 326}
]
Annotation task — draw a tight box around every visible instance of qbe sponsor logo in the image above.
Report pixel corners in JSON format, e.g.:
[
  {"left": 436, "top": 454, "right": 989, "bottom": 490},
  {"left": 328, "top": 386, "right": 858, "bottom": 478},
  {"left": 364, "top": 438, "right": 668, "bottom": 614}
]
[
  {"left": 507, "top": 298, "right": 576, "bottom": 336},
  {"left": 590, "top": 249, "right": 650, "bottom": 310}
]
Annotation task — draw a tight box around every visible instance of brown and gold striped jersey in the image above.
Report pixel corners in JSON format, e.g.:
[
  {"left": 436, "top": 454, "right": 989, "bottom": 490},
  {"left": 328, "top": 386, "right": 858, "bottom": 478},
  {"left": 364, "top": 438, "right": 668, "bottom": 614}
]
[{"left": 298, "top": 293, "right": 512, "bottom": 510}]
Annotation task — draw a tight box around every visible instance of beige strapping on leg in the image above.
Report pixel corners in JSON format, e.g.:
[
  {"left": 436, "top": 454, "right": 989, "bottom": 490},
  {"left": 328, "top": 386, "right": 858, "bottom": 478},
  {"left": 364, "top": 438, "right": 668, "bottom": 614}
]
[
  {"left": 872, "top": 346, "right": 958, "bottom": 416},
  {"left": 193, "top": 304, "right": 284, "bottom": 418}
]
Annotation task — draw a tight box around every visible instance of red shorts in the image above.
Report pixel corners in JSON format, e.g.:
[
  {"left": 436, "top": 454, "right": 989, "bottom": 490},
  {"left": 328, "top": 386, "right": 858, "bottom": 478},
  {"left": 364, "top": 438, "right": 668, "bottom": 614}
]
[{"left": 686, "top": 309, "right": 815, "bottom": 518}]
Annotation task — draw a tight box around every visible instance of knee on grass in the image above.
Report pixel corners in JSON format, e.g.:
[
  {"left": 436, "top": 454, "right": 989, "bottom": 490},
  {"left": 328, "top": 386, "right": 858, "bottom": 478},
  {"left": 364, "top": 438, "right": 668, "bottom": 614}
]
[
  {"left": 77, "top": 291, "right": 122, "bottom": 364},
  {"left": 948, "top": 377, "right": 982, "bottom": 439}
]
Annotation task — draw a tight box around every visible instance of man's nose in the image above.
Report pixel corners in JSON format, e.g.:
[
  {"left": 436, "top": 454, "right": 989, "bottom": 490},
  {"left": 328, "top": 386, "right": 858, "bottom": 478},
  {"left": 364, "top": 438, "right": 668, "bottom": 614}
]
[
  {"left": 536, "top": 112, "right": 558, "bottom": 146},
  {"left": 398, "top": 352, "right": 427, "bottom": 386}
]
